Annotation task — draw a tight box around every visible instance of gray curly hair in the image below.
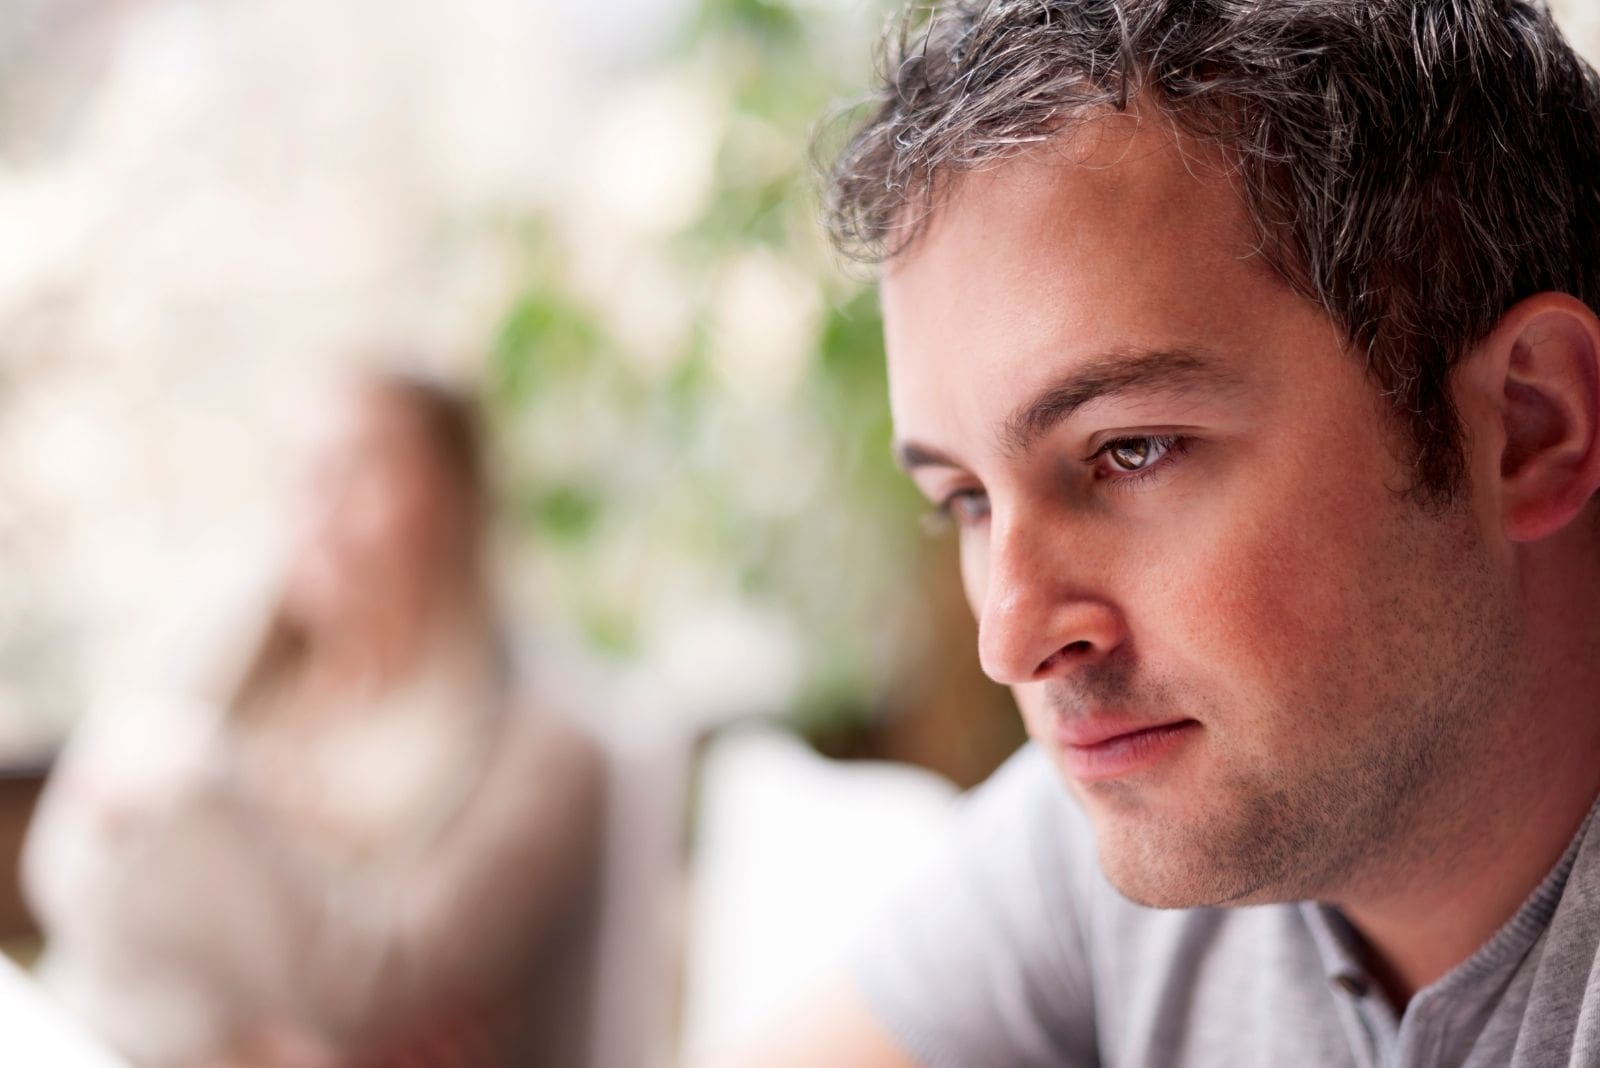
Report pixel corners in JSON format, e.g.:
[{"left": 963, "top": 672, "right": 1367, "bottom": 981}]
[{"left": 823, "top": 0, "right": 1600, "bottom": 498}]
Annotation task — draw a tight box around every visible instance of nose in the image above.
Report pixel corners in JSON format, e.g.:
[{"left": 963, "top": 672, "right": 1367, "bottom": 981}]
[{"left": 975, "top": 512, "right": 1127, "bottom": 685}]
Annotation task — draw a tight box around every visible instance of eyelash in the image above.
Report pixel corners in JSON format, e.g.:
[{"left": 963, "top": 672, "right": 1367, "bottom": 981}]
[
  {"left": 927, "top": 490, "right": 982, "bottom": 528},
  {"left": 1085, "top": 434, "right": 1191, "bottom": 484},
  {"left": 924, "top": 434, "right": 1192, "bottom": 532}
]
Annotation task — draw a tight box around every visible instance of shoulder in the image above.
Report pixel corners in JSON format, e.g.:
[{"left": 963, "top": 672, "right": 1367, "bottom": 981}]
[
  {"left": 470, "top": 697, "right": 607, "bottom": 829},
  {"left": 500, "top": 697, "right": 604, "bottom": 772},
  {"left": 846, "top": 744, "right": 1104, "bottom": 1067},
  {"left": 1525, "top": 798, "right": 1600, "bottom": 1037}
]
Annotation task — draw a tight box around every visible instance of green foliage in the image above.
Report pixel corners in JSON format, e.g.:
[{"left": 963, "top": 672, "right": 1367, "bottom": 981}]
[
  {"left": 490, "top": 0, "right": 925, "bottom": 726},
  {"left": 492, "top": 290, "right": 603, "bottom": 407},
  {"left": 515, "top": 483, "right": 604, "bottom": 545}
]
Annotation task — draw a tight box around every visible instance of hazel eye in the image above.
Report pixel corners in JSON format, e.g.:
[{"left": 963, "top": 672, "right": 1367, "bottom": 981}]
[{"left": 1102, "top": 435, "right": 1177, "bottom": 473}]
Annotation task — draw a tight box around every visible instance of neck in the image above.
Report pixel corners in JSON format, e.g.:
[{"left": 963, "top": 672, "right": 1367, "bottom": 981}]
[
  {"left": 1338, "top": 762, "right": 1598, "bottom": 1008},
  {"left": 304, "top": 623, "right": 417, "bottom": 698},
  {"left": 1336, "top": 545, "right": 1600, "bottom": 1008}
]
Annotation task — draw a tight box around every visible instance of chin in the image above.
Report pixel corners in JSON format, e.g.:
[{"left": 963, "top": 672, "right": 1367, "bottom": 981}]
[
  {"left": 1097, "top": 855, "right": 1216, "bottom": 910},
  {"left": 1089, "top": 810, "right": 1289, "bottom": 911}
]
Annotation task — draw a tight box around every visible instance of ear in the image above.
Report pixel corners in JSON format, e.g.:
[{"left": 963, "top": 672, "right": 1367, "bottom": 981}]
[{"left": 1467, "top": 293, "right": 1600, "bottom": 543}]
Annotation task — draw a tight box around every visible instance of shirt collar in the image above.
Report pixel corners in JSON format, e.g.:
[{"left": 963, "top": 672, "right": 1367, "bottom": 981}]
[{"left": 1299, "top": 787, "right": 1600, "bottom": 1000}]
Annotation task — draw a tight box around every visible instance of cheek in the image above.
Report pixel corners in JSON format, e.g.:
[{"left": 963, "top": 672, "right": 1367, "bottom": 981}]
[
  {"left": 338, "top": 495, "right": 401, "bottom": 555},
  {"left": 1011, "top": 682, "right": 1059, "bottom": 744},
  {"left": 1205, "top": 522, "right": 1351, "bottom": 654},
  {"left": 349, "top": 477, "right": 438, "bottom": 551},
  {"left": 1137, "top": 468, "right": 1389, "bottom": 732}
]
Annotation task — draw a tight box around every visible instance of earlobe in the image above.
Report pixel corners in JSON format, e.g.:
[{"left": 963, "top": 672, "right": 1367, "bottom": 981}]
[{"left": 1490, "top": 294, "right": 1600, "bottom": 542}]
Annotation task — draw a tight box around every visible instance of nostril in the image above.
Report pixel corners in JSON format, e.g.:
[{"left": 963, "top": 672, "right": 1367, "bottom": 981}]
[{"left": 1035, "top": 639, "right": 1095, "bottom": 677}]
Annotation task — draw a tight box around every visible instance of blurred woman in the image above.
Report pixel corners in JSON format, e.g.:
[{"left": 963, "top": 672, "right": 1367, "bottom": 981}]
[{"left": 22, "top": 371, "right": 603, "bottom": 1068}]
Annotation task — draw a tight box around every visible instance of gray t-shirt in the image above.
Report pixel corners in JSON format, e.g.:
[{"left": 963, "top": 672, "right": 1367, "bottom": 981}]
[{"left": 852, "top": 745, "right": 1600, "bottom": 1068}]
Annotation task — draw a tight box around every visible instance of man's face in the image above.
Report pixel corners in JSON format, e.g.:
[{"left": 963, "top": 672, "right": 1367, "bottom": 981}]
[{"left": 883, "top": 117, "right": 1521, "bottom": 908}]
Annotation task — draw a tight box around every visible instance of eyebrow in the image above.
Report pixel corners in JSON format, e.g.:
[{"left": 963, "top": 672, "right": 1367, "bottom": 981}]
[
  {"left": 893, "top": 346, "right": 1239, "bottom": 472},
  {"left": 895, "top": 440, "right": 962, "bottom": 472},
  {"left": 1002, "top": 346, "right": 1238, "bottom": 457}
]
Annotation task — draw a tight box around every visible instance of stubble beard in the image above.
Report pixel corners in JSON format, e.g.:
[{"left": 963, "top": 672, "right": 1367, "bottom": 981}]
[{"left": 1070, "top": 507, "right": 1519, "bottom": 911}]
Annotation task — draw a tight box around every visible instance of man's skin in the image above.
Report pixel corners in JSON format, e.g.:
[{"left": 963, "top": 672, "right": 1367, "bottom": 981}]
[{"left": 732, "top": 108, "right": 1600, "bottom": 1066}]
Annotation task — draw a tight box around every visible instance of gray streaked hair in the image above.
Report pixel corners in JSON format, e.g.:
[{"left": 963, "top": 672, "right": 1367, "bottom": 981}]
[{"left": 823, "top": 0, "right": 1600, "bottom": 498}]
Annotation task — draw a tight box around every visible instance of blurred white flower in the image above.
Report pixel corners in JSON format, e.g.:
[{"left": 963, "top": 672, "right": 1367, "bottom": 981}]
[
  {"left": 596, "top": 248, "right": 699, "bottom": 380},
  {"left": 569, "top": 72, "right": 725, "bottom": 238},
  {"left": 708, "top": 249, "right": 820, "bottom": 411},
  {"left": 728, "top": 415, "right": 829, "bottom": 520},
  {"left": 0, "top": 169, "right": 98, "bottom": 320}
]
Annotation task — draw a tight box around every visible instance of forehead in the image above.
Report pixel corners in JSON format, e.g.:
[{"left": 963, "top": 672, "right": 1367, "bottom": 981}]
[{"left": 880, "top": 112, "right": 1328, "bottom": 445}]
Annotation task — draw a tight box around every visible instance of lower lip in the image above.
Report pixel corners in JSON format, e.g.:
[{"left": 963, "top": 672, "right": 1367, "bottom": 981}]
[{"left": 1059, "top": 721, "right": 1199, "bottom": 782}]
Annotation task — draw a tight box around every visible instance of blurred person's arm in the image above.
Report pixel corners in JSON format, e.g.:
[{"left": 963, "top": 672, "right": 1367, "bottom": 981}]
[{"left": 20, "top": 690, "right": 257, "bottom": 1068}]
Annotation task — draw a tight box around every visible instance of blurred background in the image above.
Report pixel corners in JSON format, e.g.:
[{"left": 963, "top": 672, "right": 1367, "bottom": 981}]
[
  {"left": 0, "top": 1, "right": 1024, "bottom": 1065},
  {"left": 3, "top": 1, "right": 1598, "bottom": 1066},
  {"left": 0, "top": 0, "right": 1023, "bottom": 773}
]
